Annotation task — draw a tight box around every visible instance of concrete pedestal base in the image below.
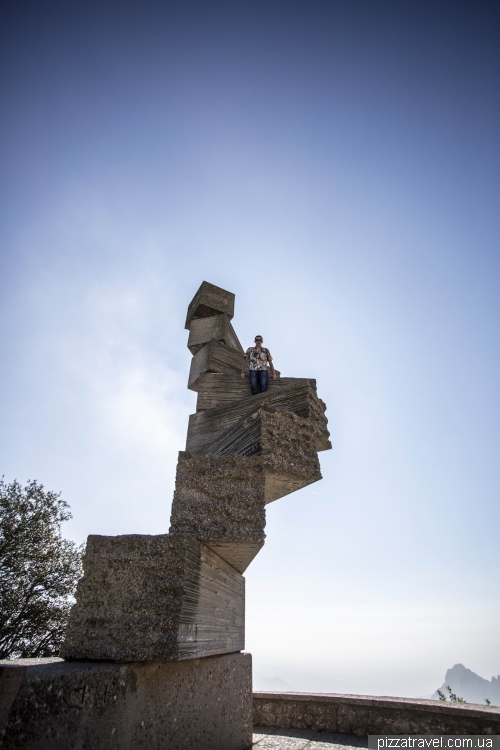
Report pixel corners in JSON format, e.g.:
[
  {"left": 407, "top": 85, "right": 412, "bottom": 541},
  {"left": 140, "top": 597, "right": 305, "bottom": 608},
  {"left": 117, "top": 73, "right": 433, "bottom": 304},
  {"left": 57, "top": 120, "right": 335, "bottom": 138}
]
[{"left": 0, "top": 652, "right": 252, "bottom": 750}]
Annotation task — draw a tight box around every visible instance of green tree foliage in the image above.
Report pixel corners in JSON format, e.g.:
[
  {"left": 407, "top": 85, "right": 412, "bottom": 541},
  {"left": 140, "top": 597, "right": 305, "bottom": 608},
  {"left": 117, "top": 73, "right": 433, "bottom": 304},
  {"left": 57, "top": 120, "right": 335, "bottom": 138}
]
[
  {"left": 437, "top": 686, "right": 467, "bottom": 704},
  {"left": 0, "top": 478, "right": 83, "bottom": 659}
]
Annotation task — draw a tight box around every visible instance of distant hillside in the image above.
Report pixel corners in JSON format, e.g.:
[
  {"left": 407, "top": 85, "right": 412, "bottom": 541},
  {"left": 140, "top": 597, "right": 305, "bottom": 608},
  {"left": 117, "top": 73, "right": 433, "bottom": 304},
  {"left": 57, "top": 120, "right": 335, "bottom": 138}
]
[{"left": 432, "top": 664, "right": 500, "bottom": 706}]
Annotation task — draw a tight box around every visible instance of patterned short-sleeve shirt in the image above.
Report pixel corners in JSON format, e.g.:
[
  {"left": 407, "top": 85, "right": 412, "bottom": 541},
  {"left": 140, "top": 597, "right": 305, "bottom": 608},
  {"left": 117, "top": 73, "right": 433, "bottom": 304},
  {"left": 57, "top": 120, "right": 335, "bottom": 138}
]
[{"left": 244, "top": 346, "right": 273, "bottom": 371}]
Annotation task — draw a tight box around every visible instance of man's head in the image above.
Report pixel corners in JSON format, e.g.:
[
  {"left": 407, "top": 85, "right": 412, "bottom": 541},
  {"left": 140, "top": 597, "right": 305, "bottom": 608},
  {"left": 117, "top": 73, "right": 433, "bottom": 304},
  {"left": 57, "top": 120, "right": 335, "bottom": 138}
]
[{"left": 254, "top": 335, "right": 263, "bottom": 345}]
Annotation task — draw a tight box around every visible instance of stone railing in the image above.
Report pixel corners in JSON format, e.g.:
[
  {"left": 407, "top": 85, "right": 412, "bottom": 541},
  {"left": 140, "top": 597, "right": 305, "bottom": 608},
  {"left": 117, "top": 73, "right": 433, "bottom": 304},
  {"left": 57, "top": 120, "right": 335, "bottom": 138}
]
[{"left": 253, "top": 691, "right": 500, "bottom": 736}]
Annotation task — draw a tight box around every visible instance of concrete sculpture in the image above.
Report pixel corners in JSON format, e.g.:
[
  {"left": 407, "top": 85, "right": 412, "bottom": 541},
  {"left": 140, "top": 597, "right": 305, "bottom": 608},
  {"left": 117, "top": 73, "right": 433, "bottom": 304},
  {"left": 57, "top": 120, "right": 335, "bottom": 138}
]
[
  {"left": 1, "top": 281, "right": 330, "bottom": 750},
  {"left": 62, "top": 281, "right": 331, "bottom": 662}
]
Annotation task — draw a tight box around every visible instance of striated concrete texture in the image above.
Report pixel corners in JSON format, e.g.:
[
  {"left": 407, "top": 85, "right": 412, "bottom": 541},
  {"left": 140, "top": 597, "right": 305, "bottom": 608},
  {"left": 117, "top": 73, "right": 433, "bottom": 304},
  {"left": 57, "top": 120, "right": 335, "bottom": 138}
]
[
  {"left": 170, "top": 410, "right": 322, "bottom": 573},
  {"left": 187, "top": 384, "right": 330, "bottom": 455},
  {"left": 62, "top": 535, "right": 244, "bottom": 662},
  {"left": 253, "top": 692, "right": 500, "bottom": 736},
  {"left": 205, "top": 404, "right": 326, "bottom": 464},
  {"left": 195, "top": 373, "right": 317, "bottom": 411},
  {"left": 185, "top": 281, "right": 235, "bottom": 330},
  {"left": 0, "top": 654, "right": 252, "bottom": 750},
  {"left": 188, "top": 314, "right": 243, "bottom": 355},
  {"left": 189, "top": 338, "right": 244, "bottom": 391}
]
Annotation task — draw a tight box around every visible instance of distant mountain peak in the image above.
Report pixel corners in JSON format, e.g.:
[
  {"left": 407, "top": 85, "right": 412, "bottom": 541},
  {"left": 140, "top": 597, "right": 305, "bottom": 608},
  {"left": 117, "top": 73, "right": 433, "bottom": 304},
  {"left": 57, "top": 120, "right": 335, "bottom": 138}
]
[{"left": 432, "top": 665, "right": 500, "bottom": 706}]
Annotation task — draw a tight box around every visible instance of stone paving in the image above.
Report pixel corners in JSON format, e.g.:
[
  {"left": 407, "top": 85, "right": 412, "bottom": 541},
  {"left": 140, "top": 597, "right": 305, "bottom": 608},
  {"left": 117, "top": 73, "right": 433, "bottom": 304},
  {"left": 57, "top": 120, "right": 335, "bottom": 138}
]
[{"left": 253, "top": 727, "right": 368, "bottom": 749}]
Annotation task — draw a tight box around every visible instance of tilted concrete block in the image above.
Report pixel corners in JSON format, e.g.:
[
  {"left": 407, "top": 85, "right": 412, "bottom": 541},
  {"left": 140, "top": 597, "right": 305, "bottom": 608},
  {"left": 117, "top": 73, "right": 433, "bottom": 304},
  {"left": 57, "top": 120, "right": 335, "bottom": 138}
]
[
  {"left": 61, "top": 534, "right": 244, "bottom": 662},
  {"left": 188, "top": 339, "right": 244, "bottom": 391},
  {"left": 170, "top": 452, "right": 266, "bottom": 573},
  {"left": 211, "top": 406, "right": 323, "bottom": 504},
  {"left": 206, "top": 404, "right": 322, "bottom": 463},
  {"left": 185, "top": 281, "right": 235, "bottom": 330},
  {"left": 187, "top": 383, "right": 331, "bottom": 454},
  {"left": 170, "top": 413, "right": 322, "bottom": 572},
  {"left": 195, "top": 373, "right": 317, "bottom": 411},
  {"left": 187, "top": 314, "right": 243, "bottom": 355}
]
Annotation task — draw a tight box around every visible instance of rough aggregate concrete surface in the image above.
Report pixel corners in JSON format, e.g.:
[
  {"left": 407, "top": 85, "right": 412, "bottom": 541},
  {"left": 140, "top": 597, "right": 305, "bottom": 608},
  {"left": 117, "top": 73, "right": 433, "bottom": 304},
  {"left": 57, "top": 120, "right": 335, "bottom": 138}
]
[
  {"left": 187, "top": 383, "right": 330, "bottom": 455},
  {"left": 0, "top": 654, "right": 252, "bottom": 750},
  {"left": 62, "top": 534, "right": 245, "bottom": 662},
  {"left": 62, "top": 534, "right": 185, "bottom": 661},
  {"left": 259, "top": 409, "right": 323, "bottom": 483},
  {"left": 170, "top": 410, "right": 322, "bottom": 547},
  {"left": 170, "top": 452, "right": 267, "bottom": 543}
]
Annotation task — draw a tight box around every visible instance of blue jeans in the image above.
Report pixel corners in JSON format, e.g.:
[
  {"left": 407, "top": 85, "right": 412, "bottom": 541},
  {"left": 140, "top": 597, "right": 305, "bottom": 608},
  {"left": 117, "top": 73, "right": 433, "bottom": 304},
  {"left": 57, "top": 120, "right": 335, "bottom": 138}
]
[{"left": 250, "top": 369, "right": 269, "bottom": 395}]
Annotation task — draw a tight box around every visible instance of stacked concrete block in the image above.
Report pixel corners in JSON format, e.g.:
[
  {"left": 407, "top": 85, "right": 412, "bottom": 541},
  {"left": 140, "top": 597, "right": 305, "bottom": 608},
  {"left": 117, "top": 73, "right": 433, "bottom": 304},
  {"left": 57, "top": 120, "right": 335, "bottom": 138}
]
[
  {"left": 195, "top": 373, "right": 316, "bottom": 411},
  {"left": 61, "top": 534, "right": 244, "bottom": 662},
  {"left": 170, "top": 452, "right": 267, "bottom": 573},
  {"left": 186, "top": 382, "right": 331, "bottom": 454},
  {"left": 170, "top": 408, "right": 323, "bottom": 572},
  {"left": 185, "top": 280, "right": 235, "bottom": 329},
  {"left": 62, "top": 280, "right": 330, "bottom": 661},
  {"left": 188, "top": 338, "right": 245, "bottom": 390},
  {"left": 187, "top": 315, "right": 243, "bottom": 355},
  {"left": 171, "top": 281, "right": 331, "bottom": 574}
]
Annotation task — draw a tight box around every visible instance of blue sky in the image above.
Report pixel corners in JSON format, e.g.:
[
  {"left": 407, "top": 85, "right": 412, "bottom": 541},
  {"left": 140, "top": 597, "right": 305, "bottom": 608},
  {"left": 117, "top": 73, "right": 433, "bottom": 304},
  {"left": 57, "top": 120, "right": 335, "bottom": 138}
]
[{"left": 1, "top": 0, "right": 499, "bottom": 696}]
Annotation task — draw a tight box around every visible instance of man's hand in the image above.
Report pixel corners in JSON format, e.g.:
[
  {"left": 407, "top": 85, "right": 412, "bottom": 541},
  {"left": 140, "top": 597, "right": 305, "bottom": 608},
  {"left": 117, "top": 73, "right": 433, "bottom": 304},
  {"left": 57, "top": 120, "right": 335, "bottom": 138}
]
[
  {"left": 272, "top": 373, "right": 277, "bottom": 380},
  {"left": 241, "top": 372, "right": 246, "bottom": 378}
]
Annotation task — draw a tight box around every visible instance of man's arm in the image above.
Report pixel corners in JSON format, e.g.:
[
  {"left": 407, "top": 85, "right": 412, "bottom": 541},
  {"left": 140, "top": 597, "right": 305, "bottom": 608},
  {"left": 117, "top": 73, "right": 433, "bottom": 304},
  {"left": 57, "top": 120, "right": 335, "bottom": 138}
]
[
  {"left": 241, "top": 354, "right": 247, "bottom": 378},
  {"left": 268, "top": 353, "right": 277, "bottom": 380}
]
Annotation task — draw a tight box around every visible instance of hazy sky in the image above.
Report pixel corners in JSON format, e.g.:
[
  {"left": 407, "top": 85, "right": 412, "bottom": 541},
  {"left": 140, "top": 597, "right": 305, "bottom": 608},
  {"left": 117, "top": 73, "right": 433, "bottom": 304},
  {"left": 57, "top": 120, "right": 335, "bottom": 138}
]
[{"left": 1, "top": 0, "right": 499, "bottom": 697}]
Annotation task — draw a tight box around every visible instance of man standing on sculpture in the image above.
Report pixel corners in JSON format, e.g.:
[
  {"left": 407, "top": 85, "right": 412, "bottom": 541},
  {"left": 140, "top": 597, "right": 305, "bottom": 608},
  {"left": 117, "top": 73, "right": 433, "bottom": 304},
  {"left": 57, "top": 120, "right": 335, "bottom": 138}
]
[{"left": 241, "top": 335, "right": 277, "bottom": 395}]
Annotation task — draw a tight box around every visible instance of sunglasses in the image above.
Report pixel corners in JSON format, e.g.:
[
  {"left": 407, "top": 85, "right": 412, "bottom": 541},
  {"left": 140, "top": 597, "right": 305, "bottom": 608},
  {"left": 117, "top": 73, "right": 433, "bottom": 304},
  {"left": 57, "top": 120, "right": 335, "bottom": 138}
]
[{"left": 255, "top": 338, "right": 263, "bottom": 342}]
